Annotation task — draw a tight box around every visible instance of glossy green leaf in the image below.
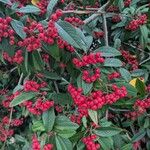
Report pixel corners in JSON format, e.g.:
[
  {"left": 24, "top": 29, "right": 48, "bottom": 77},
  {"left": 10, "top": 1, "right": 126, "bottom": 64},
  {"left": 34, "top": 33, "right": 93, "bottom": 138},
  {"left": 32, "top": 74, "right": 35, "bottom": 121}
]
[
  {"left": 42, "top": 107, "right": 55, "bottom": 132},
  {"left": 119, "top": 68, "right": 132, "bottom": 82},
  {"left": 104, "top": 58, "right": 123, "bottom": 67},
  {"left": 10, "top": 92, "right": 37, "bottom": 107},
  {"left": 94, "top": 127, "right": 122, "bottom": 137},
  {"left": 95, "top": 46, "right": 121, "bottom": 57},
  {"left": 17, "top": 5, "right": 40, "bottom": 13},
  {"left": 88, "top": 109, "right": 98, "bottom": 125},
  {"left": 11, "top": 19, "right": 26, "bottom": 39}
]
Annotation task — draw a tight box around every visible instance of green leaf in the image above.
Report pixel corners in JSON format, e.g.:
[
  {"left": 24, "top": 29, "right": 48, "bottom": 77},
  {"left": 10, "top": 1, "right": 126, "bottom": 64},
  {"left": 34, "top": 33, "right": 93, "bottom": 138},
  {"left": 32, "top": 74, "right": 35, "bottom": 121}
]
[
  {"left": 46, "top": 0, "right": 59, "bottom": 17},
  {"left": 50, "top": 93, "right": 73, "bottom": 105},
  {"left": 140, "top": 25, "right": 148, "bottom": 41},
  {"left": 95, "top": 46, "right": 121, "bottom": 57},
  {"left": 131, "top": 69, "right": 145, "bottom": 77},
  {"left": 17, "top": 5, "right": 40, "bottom": 13},
  {"left": 119, "top": 68, "right": 131, "bottom": 82},
  {"left": 88, "top": 109, "right": 98, "bottom": 125},
  {"left": 32, "top": 120, "right": 45, "bottom": 132},
  {"left": 82, "top": 116, "right": 87, "bottom": 128},
  {"left": 55, "top": 21, "right": 86, "bottom": 50},
  {"left": 135, "top": 78, "right": 146, "bottom": 96},
  {"left": 0, "top": 0, "right": 11, "bottom": 5},
  {"left": 121, "top": 144, "right": 132, "bottom": 150},
  {"left": 32, "top": 51, "right": 44, "bottom": 71},
  {"left": 43, "top": 71, "right": 61, "bottom": 80},
  {"left": 104, "top": 58, "right": 122, "bottom": 67},
  {"left": 132, "top": 129, "right": 146, "bottom": 142},
  {"left": 77, "top": 74, "right": 93, "bottom": 95},
  {"left": 54, "top": 115, "right": 79, "bottom": 131},
  {"left": 10, "top": 92, "right": 37, "bottom": 107},
  {"left": 43, "top": 44, "right": 60, "bottom": 61},
  {"left": 94, "top": 127, "right": 122, "bottom": 137},
  {"left": 116, "top": 82, "right": 137, "bottom": 97},
  {"left": 98, "top": 137, "right": 113, "bottom": 150},
  {"left": 55, "top": 136, "right": 73, "bottom": 150},
  {"left": 42, "top": 107, "right": 55, "bottom": 132},
  {"left": 11, "top": 19, "right": 26, "bottom": 39}
]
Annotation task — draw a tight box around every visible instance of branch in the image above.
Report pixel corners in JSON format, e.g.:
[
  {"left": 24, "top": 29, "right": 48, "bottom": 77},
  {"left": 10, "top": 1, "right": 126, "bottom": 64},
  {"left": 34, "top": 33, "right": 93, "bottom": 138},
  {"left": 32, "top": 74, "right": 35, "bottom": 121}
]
[
  {"left": 83, "top": 1, "right": 110, "bottom": 24},
  {"left": 103, "top": 14, "right": 109, "bottom": 46}
]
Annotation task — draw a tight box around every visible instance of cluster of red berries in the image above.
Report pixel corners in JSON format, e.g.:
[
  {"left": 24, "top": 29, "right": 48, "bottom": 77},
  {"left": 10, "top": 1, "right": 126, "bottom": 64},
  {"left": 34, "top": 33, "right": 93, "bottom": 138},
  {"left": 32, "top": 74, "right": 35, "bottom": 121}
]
[
  {"left": 32, "top": 135, "right": 41, "bottom": 150},
  {"left": 105, "top": 84, "right": 127, "bottom": 104},
  {"left": 125, "top": 98, "right": 150, "bottom": 120},
  {"left": 43, "top": 144, "right": 53, "bottom": 150},
  {"left": 124, "top": 0, "right": 132, "bottom": 7},
  {"left": 23, "top": 98, "right": 54, "bottom": 115},
  {"left": 68, "top": 84, "right": 127, "bottom": 122},
  {"left": 32, "top": 135, "right": 53, "bottom": 150},
  {"left": 112, "top": 15, "right": 122, "bottom": 23},
  {"left": 55, "top": 105, "right": 63, "bottom": 113},
  {"left": 93, "top": 31, "right": 104, "bottom": 38},
  {"left": 108, "top": 71, "right": 121, "bottom": 80},
  {"left": 3, "top": 50, "right": 24, "bottom": 64},
  {"left": 0, "top": 123, "right": 14, "bottom": 142},
  {"left": 57, "top": 36, "right": 75, "bottom": 52},
  {"left": 51, "top": 9, "right": 63, "bottom": 21},
  {"left": 107, "top": 5, "right": 119, "bottom": 12},
  {"left": 24, "top": 80, "right": 41, "bottom": 92},
  {"left": 42, "top": 54, "right": 50, "bottom": 63},
  {"left": 2, "top": 91, "right": 20, "bottom": 108},
  {"left": 82, "top": 68, "right": 100, "bottom": 83},
  {"left": 126, "top": 14, "right": 147, "bottom": 31},
  {"left": 121, "top": 50, "right": 138, "bottom": 70},
  {"left": 0, "top": 17, "right": 15, "bottom": 45},
  {"left": 73, "top": 52, "right": 104, "bottom": 68},
  {"left": 2, "top": 116, "right": 23, "bottom": 127},
  {"left": 36, "top": 0, "right": 48, "bottom": 15},
  {"left": 65, "top": 17, "right": 84, "bottom": 26},
  {"left": 82, "top": 134, "right": 100, "bottom": 150}
]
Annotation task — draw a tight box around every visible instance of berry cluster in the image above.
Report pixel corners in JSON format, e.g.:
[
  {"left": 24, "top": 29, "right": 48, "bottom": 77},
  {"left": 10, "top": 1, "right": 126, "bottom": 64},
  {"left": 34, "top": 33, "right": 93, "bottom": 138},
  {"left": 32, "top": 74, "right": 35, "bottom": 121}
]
[
  {"left": 36, "top": 0, "right": 48, "bottom": 15},
  {"left": 24, "top": 80, "right": 41, "bottom": 92},
  {"left": 121, "top": 50, "right": 138, "bottom": 70},
  {"left": 125, "top": 98, "right": 150, "bottom": 120},
  {"left": 23, "top": 98, "right": 54, "bottom": 115},
  {"left": 124, "top": 0, "right": 132, "bottom": 7},
  {"left": 0, "top": 123, "right": 14, "bottom": 142},
  {"left": 126, "top": 14, "right": 147, "bottom": 31},
  {"left": 68, "top": 84, "right": 127, "bottom": 123},
  {"left": 43, "top": 144, "right": 53, "bottom": 150},
  {"left": 73, "top": 52, "right": 104, "bottom": 68},
  {"left": 42, "top": 54, "right": 50, "bottom": 63},
  {"left": 105, "top": 84, "right": 127, "bottom": 104},
  {"left": 32, "top": 135, "right": 41, "bottom": 150},
  {"left": 0, "top": 17, "right": 15, "bottom": 45},
  {"left": 57, "top": 37, "right": 75, "bottom": 52},
  {"left": 112, "top": 15, "right": 122, "bottom": 23},
  {"left": 82, "top": 135, "right": 100, "bottom": 150},
  {"left": 107, "top": 5, "right": 119, "bottom": 12},
  {"left": 65, "top": 17, "right": 84, "bottom": 26},
  {"left": 2, "top": 116, "right": 23, "bottom": 127},
  {"left": 82, "top": 68, "right": 100, "bottom": 83},
  {"left": 51, "top": 9, "right": 63, "bottom": 22},
  {"left": 108, "top": 72, "right": 121, "bottom": 80},
  {"left": 3, "top": 50, "right": 24, "bottom": 64},
  {"left": 93, "top": 31, "right": 104, "bottom": 38}
]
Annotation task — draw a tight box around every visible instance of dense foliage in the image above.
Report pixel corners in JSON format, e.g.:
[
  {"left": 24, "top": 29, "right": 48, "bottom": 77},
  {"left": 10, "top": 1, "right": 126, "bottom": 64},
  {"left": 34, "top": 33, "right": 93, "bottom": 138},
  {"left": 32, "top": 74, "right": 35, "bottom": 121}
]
[{"left": 0, "top": 0, "right": 150, "bottom": 149}]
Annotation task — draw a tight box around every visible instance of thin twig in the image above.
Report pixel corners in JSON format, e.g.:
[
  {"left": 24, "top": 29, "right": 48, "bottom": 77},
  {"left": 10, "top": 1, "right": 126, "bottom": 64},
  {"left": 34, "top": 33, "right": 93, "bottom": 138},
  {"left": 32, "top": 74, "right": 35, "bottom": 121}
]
[
  {"left": 54, "top": 81, "right": 59, "bottom": 93},
  {"left": 83, "top": 1, "right": 110, "bottom": 24},
  {"left": 103, "top": 14, "right": 109, "bottom": 47}
]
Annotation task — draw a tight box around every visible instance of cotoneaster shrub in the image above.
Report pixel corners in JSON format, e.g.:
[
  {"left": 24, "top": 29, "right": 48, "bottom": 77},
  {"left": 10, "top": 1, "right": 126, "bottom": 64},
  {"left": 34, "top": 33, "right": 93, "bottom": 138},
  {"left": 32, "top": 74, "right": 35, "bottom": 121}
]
[{"left": 0, "top": 0, "right": 150, "bottom": 150}]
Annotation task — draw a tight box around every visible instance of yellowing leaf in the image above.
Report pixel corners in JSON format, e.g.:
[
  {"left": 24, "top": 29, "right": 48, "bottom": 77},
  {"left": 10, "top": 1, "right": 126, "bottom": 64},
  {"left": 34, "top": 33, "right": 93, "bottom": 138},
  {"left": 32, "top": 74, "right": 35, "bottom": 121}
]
[
  {"left": 31, "top": 0, "right": 39, "bottom": 5},
  {"left": 129, "top": 78, "right": 144, "bottom": 87}
]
